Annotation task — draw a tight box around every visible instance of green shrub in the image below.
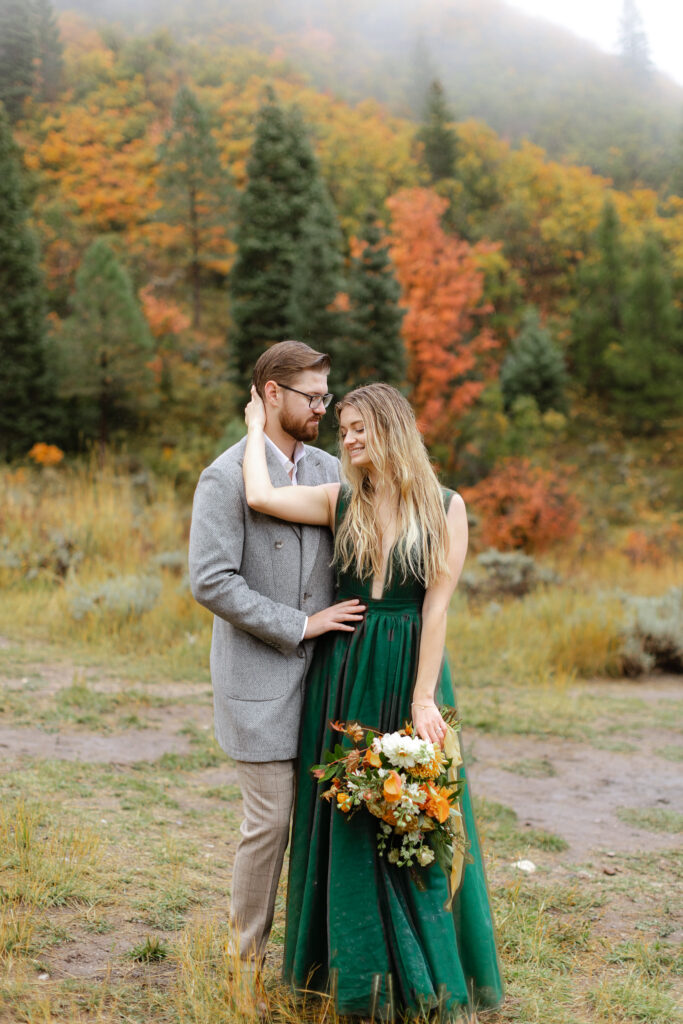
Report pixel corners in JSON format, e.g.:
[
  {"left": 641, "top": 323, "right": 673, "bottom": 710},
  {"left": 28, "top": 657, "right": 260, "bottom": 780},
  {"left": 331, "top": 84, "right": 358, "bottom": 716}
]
[
  {"left": 461, "top": 548, "right": 560, "bottom": 600},
  {"left": 619, "top": 587, "right": 683, "bottom": 676},
  {"left": 68, "top": 574, "right": 162, "bottom": 622}
]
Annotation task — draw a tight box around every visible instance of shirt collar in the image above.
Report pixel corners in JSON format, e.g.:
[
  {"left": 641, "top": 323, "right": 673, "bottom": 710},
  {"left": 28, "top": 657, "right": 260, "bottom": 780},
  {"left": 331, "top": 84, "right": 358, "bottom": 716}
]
[{"left": 264, "top": 434, "right": 306, "bottom": 476}]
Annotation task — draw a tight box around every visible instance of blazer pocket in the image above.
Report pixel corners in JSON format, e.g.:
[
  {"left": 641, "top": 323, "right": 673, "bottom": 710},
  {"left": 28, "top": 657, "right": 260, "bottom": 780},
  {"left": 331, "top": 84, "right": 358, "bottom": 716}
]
[{"left": 219, "top": 631, "right": 293, "bottom": 702}]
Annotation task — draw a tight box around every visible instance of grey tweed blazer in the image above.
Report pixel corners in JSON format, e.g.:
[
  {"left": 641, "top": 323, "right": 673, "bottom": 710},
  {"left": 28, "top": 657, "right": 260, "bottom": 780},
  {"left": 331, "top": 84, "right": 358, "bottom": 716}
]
[{"left": 188, "top": 436, "right": 339, "bottom": 762}]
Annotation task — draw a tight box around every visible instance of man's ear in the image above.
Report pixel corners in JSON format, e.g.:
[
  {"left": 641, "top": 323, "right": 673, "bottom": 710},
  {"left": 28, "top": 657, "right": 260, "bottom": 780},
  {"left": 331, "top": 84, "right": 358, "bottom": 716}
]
[{"left": 263, "top": 380, "right": 279, "bottom": 406}]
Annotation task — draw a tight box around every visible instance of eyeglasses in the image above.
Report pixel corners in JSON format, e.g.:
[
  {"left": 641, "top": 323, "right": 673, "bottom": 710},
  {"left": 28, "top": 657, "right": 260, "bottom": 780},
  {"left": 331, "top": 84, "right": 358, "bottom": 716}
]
[{"left": 276, "top": 383, "right": 334, "bottom": 410}]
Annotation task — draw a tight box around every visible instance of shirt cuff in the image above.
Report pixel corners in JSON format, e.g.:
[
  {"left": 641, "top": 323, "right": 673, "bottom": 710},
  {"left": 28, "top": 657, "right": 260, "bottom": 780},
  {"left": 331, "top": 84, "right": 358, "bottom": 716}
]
[{"left": 300, "top": 617, "right": 308, "bottom": 642}]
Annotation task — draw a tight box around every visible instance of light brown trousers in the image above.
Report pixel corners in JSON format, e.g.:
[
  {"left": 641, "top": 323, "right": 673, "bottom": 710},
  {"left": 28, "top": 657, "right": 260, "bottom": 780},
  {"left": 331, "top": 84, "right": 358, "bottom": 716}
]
[{"left": 230, "top": 759, "right": 296, "bottom": 963}]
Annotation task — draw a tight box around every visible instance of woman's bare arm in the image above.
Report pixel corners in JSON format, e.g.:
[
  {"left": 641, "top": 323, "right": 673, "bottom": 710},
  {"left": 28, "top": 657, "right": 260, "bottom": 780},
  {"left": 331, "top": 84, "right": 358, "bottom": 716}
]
[
  {"left": 411, "top": 493, "right": 468, "bottom": 745},
  {"left": 243, "top": 387, "right": 339, "bottom": 530}
]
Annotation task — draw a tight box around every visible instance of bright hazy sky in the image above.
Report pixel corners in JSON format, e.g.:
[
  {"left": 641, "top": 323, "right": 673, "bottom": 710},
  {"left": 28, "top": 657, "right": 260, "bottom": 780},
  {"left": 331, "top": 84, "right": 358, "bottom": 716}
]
[{"left": 507, "top": 1, "right": 682, "bottom": 85}]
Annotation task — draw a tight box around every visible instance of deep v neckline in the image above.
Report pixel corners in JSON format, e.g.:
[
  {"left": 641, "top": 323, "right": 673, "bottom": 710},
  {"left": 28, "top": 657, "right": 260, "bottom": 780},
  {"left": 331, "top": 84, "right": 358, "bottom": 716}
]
[{"left": 370, "top": 536, "right": 398, "bottom": 600}]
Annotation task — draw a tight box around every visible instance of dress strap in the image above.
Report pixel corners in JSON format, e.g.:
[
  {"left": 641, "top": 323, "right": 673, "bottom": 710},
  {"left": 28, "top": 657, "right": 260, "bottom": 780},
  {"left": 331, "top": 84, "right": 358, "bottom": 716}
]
[{"left": 441, "top": 486, "right": 457, "bottom": 515}]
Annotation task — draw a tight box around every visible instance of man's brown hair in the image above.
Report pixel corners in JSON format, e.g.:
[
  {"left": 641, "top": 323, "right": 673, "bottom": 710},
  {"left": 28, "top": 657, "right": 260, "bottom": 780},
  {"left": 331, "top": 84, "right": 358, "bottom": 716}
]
[{"left": 251, "top": 340, "right": 331, "bottom": 397}]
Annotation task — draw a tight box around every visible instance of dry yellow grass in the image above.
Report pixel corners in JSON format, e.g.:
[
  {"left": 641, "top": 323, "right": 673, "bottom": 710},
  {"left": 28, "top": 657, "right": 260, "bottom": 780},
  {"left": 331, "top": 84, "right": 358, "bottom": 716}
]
[{"left": 2, "top": 458, "right": 680, "bottom": 679}]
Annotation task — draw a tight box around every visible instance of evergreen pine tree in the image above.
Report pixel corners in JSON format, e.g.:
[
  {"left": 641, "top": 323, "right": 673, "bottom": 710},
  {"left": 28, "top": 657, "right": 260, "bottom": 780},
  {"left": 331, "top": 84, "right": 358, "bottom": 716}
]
[
  {"left": 500, "top": 307, "right": 567, "bottom": 415},
  {"left": 0, "top": 0, "right": 36, "bottom": 121},
  {"left": 417, "top": 80, "right": 458, "bottom": 183},
  {"left": 31, "top": 0, "right": 63, "bottom": 103},
  {"left": 341, "top": 210, "right": 405, "bottom": 392},
  {"left": 0, "top": 105, "right": 54, "bottom": 459},
  {"left": 618, "top": 0, "right": 652, "bottom": 79},
  {"left": 604, "top": 234, "right": 683, "bottom": 433},
  {"left": 55, "top": 239, "right": 154, "bottom": 448},
  {"left": 229, "top": 91, "right": 339, "bottom": 395},
  {"left": 571, "top": 199, "right": 627, "bottom": 396},
  {"left": 158, "top": 85, "right": 232, "bottom": 328},
  {"left": 287, "top": 180, "right": 346, "bottom": 354},
  {"left": 408, "top": 34, "right": 437, "bottom": 118}
]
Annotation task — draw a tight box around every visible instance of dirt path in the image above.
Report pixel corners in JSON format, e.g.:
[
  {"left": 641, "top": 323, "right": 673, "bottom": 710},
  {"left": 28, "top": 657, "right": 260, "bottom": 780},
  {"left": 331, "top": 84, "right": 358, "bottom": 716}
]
[{"left": 2, "top": 674, "right": 680, "bottom": 860}]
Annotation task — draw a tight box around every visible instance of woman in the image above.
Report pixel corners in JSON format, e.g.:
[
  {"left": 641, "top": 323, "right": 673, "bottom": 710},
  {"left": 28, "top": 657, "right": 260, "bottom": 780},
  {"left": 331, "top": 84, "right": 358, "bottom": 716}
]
[{"left": 243, "top": 382, "right": 503, "bottom": 1022}]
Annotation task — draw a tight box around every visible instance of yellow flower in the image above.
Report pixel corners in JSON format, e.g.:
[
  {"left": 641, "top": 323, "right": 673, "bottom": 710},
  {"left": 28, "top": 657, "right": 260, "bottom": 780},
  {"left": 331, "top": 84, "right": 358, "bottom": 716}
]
[{"left": 410, "top": 749, "right": 446, "bottom": 780}]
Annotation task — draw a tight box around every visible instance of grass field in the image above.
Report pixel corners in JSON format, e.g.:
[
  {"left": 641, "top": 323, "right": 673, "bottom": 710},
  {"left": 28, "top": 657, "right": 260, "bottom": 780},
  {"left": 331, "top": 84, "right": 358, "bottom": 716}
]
[{"left": 1, "top": 460, "right": 681, "bottom": 1023}]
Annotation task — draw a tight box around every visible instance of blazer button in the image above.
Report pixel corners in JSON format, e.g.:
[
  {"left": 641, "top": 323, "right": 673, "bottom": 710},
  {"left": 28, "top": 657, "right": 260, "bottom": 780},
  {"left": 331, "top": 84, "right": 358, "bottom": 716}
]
[
  {"left": 303, "top": 592, "right": 311, "bottom": 601},
  {"left": 297, "top": 648, "right": 305, "bottom": 659},
  {"left": 274, "top": 541, "right": 283, "bottom": 549}
]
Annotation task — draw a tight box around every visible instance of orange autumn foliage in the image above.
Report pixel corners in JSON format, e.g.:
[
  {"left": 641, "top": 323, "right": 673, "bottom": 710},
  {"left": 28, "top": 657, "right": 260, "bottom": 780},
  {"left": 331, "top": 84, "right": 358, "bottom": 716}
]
[
  {"left": 139, "top": 286, "right": 191, "bottom": 339},
  {"left": 28, "top": 443, "right": 64, "bottom": 467},
  {"left": 387, "top": 189, "right": 499, "bottom": 447},
  {"left": 462, "top": 458, "right": 581, "bottom": 553},
  {"left": 621, "top": 525, "right": 682, "bottom": 566}
]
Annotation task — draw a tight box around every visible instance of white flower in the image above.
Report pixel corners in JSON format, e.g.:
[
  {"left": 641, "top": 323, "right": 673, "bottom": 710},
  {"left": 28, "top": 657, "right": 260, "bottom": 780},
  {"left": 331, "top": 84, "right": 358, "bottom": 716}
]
[
  {"left": 387, "top": 848, "right": 400, "bottom": 864},
  {"left": 412, "top": 739, "right": 436, "bottom": 766},
  {"left": 417, "top": 846, "right": 435, "bottom": 866},
  {"left": 381, "top": 733, "right": 421, "bottom": 768}
]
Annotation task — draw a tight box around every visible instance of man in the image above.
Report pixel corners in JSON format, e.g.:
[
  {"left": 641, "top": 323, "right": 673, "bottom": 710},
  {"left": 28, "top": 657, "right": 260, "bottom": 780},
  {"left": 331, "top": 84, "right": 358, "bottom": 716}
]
[{"left": 189, "top": 340, "right": 362, "bottom": 970}]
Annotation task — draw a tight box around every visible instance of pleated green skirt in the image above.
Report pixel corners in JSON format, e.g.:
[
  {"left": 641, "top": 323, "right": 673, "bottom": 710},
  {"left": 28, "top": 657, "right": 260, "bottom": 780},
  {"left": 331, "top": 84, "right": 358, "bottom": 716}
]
[{"left": 284, "top": 590, "right": 504, "bottom": 1020}]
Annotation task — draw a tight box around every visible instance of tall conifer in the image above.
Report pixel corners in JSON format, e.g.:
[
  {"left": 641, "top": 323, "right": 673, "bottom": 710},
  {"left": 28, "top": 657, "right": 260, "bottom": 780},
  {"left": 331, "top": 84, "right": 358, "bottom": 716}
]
[
  {"left": 229, "top": 91, "right": 344, "bottom": 395},
  {"left": 417, "top": 80, "right": 458, "bottom": 183},
  {"left": 341, "top": 211, "right": 405, "bottom": 392},
  {"left": 500, "top": 308, "right": 567, "bottom": 415},
  {"left": 158, "top": 85, "right": 232, "bottom": 328},
  {"left": 618, "top": 0, "right": 652, "bottom": 79},
  {"left": 571, "top": 199, "right": 627, "bottom": 397},
  {"left": 0, "top": 106, "right": 53, "bottom": 458},
  {"left": 32, "top": 0, "right": 63, "bottom": 103},
  {"left": 0, "top": 0, "right": 36, "bottom": 121},
  {"left": 55, "top": 240, "right": 154, "bottom": 448},
  {"left": 287, "top": 181, "right": 346, "bottom": 353},
  {"left": 605, "top": 234, "right": 683, "bottom": 432}
]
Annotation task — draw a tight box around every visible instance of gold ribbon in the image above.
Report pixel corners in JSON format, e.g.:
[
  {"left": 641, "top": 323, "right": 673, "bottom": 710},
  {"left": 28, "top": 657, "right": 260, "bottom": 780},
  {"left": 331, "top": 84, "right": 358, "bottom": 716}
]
[{"left": 442, "top": 722, "right": 466, "bottom": 909}]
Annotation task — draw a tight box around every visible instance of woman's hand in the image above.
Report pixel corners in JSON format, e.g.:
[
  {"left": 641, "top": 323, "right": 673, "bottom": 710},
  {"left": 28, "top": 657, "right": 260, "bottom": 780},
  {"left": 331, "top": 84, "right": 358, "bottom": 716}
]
[
  {"left": 245, "top": 386, "right": 266, "bottom": 430},
  {"left": 304, "top": 599, "right": 366, "bottom": 639},
  {"left": 411, "top": 700, "right": 448, "bottom": 746}
]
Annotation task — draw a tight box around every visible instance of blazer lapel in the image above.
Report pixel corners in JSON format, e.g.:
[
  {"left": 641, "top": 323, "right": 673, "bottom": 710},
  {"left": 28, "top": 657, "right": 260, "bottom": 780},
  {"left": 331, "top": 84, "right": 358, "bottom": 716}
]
[{"left": 265, "top": 444, "right": 301, "bottom": 539}]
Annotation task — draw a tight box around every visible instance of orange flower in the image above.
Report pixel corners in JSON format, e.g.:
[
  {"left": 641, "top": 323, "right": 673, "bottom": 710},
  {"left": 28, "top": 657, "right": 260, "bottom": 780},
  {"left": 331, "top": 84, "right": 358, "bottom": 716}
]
[
  {"left": 382, "top": 808, "right": 398, "bottom": 826},
  {"left": 363, "top": 748, "right": 382, "bottom": 768},
  {"left": 383, "top": 771, "right": 402, "bottom": 803},
  {"left": 423, "top": 785, "right": 452, "bottom": 823},
  {"left": 337, "top": 792, "right": 352, "bottom": 813}
]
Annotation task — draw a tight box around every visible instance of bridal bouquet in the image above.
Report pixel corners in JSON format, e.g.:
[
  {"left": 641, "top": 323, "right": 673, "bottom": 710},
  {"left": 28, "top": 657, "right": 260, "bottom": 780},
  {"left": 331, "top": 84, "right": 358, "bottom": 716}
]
[{"left": 311, "top": 713, "right": 468, "bottom": 888}]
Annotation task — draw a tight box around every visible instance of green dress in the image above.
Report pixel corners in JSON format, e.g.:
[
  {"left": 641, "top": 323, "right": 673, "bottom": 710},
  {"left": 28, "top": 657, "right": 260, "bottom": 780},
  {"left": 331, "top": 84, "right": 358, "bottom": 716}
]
[{"left": 284, "top": 487, "right": 503, "bottom": 1020}]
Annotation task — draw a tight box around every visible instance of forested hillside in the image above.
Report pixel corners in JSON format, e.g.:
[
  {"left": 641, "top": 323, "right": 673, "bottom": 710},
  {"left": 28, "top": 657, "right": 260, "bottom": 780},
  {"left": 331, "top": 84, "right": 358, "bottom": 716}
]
[
  {"left": 1, "top": 0, "right": 681, "bottom": 530},
  {"left": 51, "top": 0, "right": 683, "bottom": 191}
]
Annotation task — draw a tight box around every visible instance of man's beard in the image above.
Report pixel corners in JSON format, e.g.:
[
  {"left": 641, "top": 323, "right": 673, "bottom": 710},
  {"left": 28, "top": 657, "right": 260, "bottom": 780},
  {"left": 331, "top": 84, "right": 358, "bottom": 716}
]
[{"left": 279, "top": 408, "right": 322, "bottom": 443}]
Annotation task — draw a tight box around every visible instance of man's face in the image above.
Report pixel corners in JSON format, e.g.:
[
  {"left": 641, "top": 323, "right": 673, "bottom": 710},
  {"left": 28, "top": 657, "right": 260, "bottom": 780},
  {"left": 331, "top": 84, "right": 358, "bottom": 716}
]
[{"left": 277, "top": 370, "right": 330, "bottom": 443}]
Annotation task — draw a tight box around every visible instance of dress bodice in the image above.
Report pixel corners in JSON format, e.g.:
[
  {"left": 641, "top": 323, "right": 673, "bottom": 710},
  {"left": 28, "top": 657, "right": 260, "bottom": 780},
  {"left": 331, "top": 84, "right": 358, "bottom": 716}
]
[{"left": 334, "top": 484, "right": 454, "bottom": 610}]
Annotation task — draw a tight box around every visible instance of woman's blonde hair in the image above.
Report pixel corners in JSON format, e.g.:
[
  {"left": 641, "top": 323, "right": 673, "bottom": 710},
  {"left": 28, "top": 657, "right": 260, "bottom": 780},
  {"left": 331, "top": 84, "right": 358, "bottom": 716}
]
[{"left": 334, "top": 383, "right": 450, "bottom": 588}]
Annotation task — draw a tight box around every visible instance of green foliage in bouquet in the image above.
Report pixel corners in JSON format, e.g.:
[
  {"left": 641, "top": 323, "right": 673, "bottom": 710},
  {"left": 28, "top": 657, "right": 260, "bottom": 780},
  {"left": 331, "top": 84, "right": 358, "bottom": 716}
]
[{"left": 311, "top": 717, "right": 468, "bottom": 887}]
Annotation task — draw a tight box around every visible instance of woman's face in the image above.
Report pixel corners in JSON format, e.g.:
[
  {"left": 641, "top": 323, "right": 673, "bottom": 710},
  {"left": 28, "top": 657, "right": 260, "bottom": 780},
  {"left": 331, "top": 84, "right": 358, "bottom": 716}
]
[{"left": 339, "top": 405, "right": 373, "bottom": 469}]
